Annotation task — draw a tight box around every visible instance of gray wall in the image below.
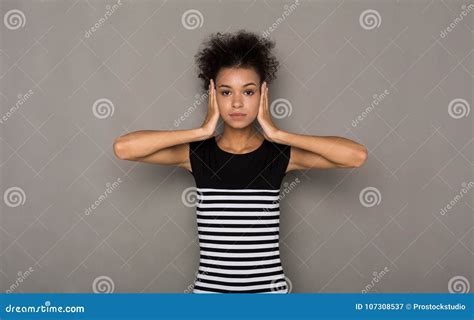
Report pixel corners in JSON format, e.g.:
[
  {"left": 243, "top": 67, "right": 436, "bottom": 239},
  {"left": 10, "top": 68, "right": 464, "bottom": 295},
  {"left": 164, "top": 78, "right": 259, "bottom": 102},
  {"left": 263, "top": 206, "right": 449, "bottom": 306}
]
[{"left": 0, "top": 0, "right": 472, "bottom": 293}]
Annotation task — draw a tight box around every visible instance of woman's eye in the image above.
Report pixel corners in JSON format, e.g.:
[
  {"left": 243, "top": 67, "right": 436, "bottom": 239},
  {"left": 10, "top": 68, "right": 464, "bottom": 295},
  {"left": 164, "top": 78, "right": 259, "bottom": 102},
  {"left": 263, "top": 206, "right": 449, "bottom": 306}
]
[{"left": 220, "top": 90, "right": 254, "bottom": 96}]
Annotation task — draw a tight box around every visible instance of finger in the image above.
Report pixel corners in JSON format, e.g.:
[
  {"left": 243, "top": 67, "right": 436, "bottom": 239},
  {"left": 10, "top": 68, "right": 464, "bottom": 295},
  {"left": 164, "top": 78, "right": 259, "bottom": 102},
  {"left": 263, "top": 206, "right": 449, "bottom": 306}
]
[
  {"left": 210, "top": 79, "right": 215, "bottom": 108},
  {"left": 266, "top": 85, "right": 269, "bottom": 110},
  {"left": 208, "top": 83, "right": 213, "bottom": 111},
  {"left": 212, "top": 79, "right": 218, "bottom": 107},
  {"left": 264, "top": 82, "right": 268, "bottom": 109},
  {"left": 264, "top": 83, "right": 268, "bottom": 113}
]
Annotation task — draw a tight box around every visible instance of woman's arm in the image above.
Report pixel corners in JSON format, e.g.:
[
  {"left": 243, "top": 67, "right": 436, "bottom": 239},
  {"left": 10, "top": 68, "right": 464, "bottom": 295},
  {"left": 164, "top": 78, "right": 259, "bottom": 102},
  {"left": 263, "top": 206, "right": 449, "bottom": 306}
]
[
  {"left": 257, "top": 82, "right": 368, "bottom": 172},
  {"left": 271, "top": 130, "right": 368, "bottom": 171},
  {"left": 113, "top": 79, "right": 220, "bottom": 172},
  {"left": 113, "top": 128, "right": 210, "bottom": 169}
]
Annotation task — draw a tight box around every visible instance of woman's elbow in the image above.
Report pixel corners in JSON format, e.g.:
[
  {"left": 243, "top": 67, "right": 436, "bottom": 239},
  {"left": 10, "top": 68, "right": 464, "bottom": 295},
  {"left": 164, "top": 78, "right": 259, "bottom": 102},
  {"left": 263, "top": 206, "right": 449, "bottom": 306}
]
[
  {"left": 353, "top": 146, "right": 368, "bottom": 167},
  {"left": 113, "top": 137, "right": 131, "bottom": 160}
]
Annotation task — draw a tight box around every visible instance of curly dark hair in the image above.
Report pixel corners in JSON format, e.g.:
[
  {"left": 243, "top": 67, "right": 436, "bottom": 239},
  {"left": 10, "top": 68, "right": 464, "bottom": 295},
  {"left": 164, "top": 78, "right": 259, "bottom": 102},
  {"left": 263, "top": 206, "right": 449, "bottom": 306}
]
[{"left": 194, "top": 29, "right": 279, "bottom": 92}]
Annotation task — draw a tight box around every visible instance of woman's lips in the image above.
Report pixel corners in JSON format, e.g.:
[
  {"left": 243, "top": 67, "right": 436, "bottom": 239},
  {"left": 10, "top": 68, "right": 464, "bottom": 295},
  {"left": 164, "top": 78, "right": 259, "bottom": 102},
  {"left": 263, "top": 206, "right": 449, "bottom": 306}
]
[{"left": 229, "top": 113, "right": 246, "bottom": 119}]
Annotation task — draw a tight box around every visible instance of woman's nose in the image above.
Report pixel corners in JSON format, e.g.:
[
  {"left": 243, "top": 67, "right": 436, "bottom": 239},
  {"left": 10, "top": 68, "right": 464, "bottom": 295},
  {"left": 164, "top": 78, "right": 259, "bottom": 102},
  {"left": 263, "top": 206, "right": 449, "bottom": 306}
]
[{"left": 231, "top": 97, "right": 243, "bottom": 108}]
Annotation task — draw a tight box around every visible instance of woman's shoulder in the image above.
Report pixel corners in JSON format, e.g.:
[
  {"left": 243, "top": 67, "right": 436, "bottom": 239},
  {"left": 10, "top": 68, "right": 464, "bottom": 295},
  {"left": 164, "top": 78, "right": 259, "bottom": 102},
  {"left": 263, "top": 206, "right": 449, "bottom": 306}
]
[
  {"left": 189, "top": 136, "right": 214, "bottom": 151},
  {"left": 266, "top": 139, "right": 290, "bottom": 153}
]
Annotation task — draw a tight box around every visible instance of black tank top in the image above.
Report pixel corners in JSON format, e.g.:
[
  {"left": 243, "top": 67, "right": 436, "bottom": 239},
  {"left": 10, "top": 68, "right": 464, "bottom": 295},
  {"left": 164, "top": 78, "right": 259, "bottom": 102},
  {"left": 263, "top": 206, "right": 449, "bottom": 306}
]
[{"left": 188, "top": 136, "right": 291, "bottom": 293}]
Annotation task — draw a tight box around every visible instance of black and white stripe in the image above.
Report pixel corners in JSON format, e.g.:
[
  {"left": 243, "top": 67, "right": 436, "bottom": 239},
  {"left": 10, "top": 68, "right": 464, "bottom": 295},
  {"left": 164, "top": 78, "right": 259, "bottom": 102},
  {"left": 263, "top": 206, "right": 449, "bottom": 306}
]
[{"left": 192, "top": 187, "right": 289, "bottom": 293}]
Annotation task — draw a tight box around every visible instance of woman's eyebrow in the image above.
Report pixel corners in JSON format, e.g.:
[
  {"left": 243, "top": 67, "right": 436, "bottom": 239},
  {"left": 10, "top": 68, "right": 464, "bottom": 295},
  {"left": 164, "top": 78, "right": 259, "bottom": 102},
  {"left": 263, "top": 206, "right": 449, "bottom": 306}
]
[{"left": 218, "top": 82, "right": 257, "bottom": 88}]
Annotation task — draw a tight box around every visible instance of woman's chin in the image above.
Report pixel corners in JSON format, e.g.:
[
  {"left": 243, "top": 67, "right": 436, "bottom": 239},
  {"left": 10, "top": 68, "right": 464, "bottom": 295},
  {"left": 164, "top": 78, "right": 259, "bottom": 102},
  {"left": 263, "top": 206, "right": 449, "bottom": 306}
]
[{"left": 223, "top": 119, "right": 253, "bottom": 129}]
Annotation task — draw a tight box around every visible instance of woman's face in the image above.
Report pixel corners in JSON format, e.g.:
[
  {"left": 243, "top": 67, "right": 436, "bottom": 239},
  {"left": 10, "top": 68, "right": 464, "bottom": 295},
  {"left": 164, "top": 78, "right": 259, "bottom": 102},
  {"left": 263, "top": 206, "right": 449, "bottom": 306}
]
[{"left": 214, "top": 67, "right": 261, "bottom": 129}]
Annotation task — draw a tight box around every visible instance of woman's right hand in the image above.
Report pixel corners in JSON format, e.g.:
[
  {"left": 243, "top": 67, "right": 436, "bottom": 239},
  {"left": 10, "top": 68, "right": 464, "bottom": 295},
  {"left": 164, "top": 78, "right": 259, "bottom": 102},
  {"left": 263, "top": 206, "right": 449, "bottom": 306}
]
[{"left": 201, "top": 79, "right": 220, "bottom": 137}]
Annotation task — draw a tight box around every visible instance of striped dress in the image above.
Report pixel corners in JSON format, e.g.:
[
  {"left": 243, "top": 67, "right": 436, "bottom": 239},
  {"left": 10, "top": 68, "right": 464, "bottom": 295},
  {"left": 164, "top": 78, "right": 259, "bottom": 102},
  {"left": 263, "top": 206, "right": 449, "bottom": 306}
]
[{"left": 188, "top": 136, "right": 291, "bottom": 293}]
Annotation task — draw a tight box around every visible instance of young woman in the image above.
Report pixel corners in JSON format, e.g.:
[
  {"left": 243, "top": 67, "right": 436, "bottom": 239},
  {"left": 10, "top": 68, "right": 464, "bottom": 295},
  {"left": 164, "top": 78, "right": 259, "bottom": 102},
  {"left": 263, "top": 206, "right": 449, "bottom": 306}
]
[{"left": 113, "top": 30, "right": 368, "bottom": 293}]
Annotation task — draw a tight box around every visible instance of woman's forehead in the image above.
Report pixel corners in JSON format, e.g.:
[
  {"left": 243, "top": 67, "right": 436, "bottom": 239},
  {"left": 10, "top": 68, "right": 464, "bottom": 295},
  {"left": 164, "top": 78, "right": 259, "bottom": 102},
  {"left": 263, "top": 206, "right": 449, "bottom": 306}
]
[{"left": 216, "top": 67, "right": 260, "bottom": 86}]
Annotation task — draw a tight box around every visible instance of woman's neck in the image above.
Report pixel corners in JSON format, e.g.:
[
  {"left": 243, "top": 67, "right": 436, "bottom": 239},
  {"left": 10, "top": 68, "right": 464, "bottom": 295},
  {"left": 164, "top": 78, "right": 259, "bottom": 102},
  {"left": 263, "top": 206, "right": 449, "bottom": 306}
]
[{"left": 217, "top": 125, "right": 264, "bottom": 153}]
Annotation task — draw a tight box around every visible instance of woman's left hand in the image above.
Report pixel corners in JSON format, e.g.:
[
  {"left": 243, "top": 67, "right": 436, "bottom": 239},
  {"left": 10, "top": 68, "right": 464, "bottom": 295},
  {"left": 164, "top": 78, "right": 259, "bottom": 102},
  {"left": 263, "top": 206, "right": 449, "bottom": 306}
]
[{"left": 257, "top": 81, "right": 279, "bottom": 142}]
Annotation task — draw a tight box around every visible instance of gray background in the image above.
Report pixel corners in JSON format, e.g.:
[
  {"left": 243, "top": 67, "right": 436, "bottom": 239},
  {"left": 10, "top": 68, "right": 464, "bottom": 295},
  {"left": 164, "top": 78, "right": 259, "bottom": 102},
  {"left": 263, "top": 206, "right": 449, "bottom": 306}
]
[{"left": 0, "top": 0, "right": 472, "bottom": 293}]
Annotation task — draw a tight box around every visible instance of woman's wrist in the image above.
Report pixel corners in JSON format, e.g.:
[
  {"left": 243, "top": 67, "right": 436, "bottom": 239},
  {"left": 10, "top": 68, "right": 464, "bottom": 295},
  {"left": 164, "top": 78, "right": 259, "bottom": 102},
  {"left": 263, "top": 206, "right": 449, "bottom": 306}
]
[
  {"left": 269, "top": 129, "right": 286, "bottom": 144},
  {"left": 197, "top": 126, "right": 214, "bottom": 140}
]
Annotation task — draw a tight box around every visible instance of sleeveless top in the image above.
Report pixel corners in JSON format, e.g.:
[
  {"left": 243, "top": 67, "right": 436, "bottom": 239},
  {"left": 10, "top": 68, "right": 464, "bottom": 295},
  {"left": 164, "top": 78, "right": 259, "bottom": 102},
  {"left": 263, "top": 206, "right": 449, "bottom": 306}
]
[{"left": 188, "top": 135, "right": 291, "bottom": 293}]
